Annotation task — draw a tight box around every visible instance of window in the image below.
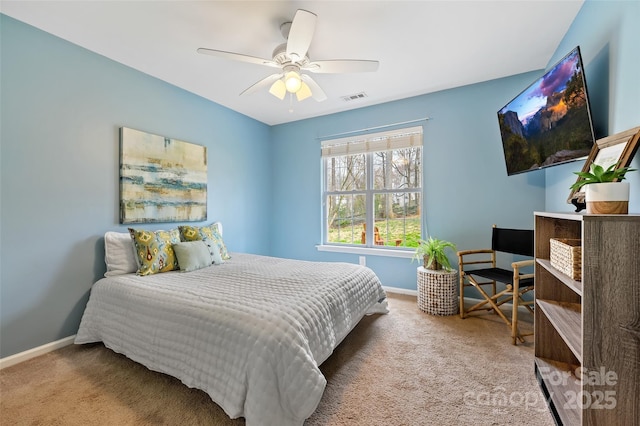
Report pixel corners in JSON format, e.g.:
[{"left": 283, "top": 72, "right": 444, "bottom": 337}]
[{"left": 322, "top": 126, "right": 422, "bottom": 249}]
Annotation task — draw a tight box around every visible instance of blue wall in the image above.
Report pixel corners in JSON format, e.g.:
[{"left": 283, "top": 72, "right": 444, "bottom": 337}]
[
  {"left": 0, "top": 15, "right": 271, "bottom": 358},
  {"left": 269, "top": 74, "right": 546, "bottom": 289},
  {"left": 545, "top": 0, "right": 640, "bottom": 212},
  {"left": 2, "top": 0, "right": 639, "bottom": 358}
]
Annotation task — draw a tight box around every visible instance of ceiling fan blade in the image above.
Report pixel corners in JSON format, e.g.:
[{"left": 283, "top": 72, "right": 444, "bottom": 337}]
[
  {"left": 240, "top": 73, "right": 283, "bottom": 96},
  {"left": 197, "top": 48, "right": 279, "bottom": 68},
  {"left": 304, "top": 60, "right": 379, "bottom": 74},
  {"left": 286, "top": 9, "right": 317, "bottom": 62},
  {"left": 300, "top": 74, "right": 327, "bottom": 102}
]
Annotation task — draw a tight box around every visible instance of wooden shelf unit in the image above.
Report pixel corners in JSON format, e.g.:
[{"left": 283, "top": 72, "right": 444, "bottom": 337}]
[{"left": 534, "top": 212, "right": 640, "bottom": 426}]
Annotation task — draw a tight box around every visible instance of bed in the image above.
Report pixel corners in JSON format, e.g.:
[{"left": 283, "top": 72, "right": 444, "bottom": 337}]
[{"left": 75, "top": 229, "right": 388, "bottom": 426}]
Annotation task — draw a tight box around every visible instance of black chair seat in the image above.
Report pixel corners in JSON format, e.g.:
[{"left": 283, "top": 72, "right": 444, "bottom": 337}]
[
  {"left": 458, "top": 225, "right": 535, "bottom": 345},
  {"left": 467, "top": 267, "right": 534, "bottom": 287}
]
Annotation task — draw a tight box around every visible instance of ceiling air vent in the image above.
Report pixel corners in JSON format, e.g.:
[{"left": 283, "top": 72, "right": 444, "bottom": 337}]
[{"left": 341, "top": 92, "right": 368, "bottom": 102}]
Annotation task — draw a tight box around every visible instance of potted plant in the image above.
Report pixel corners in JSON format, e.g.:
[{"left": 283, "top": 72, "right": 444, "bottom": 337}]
[
  {"left": 412, "top": 236, "right": 457, "bottom": 271},
  {"left": 570, "top": 162, "right": 636, "bottom": 214},
  {"left": 413, "top": 236, "right": 459, "bottom": 316}
]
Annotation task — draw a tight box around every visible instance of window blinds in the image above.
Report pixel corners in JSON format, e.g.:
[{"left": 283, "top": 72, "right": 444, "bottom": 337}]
[{"left": 321, "top": 126, "right": 423, "bottom": 157}]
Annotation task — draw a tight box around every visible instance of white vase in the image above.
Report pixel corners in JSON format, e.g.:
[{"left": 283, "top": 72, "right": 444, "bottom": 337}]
[{"left": 585, "top": 182, "right": 630, "bottom": 214}]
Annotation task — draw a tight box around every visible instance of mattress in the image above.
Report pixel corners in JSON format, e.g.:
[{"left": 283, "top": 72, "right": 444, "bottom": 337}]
[{"left": 75, "top": 252, "right": 388, "bottom": 425}]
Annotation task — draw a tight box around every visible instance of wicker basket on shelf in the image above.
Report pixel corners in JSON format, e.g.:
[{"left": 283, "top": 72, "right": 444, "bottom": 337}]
[{"left": 550, "top": 238, "right": 582, "bottom": 280}]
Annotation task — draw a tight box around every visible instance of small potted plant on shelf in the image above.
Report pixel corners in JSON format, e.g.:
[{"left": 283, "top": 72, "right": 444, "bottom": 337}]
[
  {"left": 570, "top": 162, "right": 636, "bottom": 214},
  {"left": 412, "top": 236, "right": 457, "bottom": 271}
]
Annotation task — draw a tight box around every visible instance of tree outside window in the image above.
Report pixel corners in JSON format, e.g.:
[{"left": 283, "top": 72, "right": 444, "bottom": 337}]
[{"left": 322, "top": 126, "right": 422, "bottom": 249}]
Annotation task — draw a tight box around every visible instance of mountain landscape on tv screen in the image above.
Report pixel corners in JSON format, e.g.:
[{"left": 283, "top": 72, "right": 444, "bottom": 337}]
[{"left": 498, "top": 50, "right": 594, "bottom": 175}]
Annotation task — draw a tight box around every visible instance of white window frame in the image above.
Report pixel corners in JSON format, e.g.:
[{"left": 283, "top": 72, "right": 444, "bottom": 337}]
[{"left": 319, "top": 126, "right": 423, "bottom": 256}]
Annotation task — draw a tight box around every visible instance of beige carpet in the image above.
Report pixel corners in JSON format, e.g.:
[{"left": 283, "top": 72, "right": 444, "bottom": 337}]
[{"left": 0, "top": 293, "right": 554, "bottom": 425}]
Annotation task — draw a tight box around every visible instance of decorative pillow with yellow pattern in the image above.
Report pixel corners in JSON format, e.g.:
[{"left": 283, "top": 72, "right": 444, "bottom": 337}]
[
  {"left": 128, "top": 228, "right": 181, "bottom": 276},
  {"left": 179, "top": 222, "right": 230, "bottom": 260}
]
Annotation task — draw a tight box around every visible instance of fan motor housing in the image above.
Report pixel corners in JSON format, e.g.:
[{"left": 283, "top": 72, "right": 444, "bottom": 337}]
[{"left": 272, "top": 43, "right": 309, "bottom": 67}]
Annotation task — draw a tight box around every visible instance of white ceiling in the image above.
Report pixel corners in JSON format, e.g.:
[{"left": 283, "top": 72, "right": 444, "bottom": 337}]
[{"left": 1, "top": 1, "right": 584, "bottom": 126}]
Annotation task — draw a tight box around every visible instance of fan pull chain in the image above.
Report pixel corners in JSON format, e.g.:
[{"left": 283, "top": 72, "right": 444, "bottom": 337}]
[{"left": 289, "top": 93, "right": 294, "bottom": 113}]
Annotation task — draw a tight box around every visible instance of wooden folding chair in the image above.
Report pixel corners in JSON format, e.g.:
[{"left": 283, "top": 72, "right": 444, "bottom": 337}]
[{"left": 457, "top": 225, "right": 535, "bottom": 345}]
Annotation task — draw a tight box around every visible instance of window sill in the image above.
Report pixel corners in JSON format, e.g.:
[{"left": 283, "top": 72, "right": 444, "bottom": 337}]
[{"left": 316, "top": 244, "right": 414, "bottom": 259}]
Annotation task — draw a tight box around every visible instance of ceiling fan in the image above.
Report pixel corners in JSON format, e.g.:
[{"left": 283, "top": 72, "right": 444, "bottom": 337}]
[{"left": 197, "top": 9, "right": 379, "bottom": 102}]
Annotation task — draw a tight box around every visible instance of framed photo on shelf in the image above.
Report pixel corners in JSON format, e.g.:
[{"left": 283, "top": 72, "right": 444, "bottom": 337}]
[{"left": 567, "top": 126, "right": 640, "bottom": 211}]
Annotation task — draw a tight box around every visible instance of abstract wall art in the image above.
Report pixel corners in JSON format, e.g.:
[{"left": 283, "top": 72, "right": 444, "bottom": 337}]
[{"left": 120, "top": 127, "right": 207, "bottom": 224}]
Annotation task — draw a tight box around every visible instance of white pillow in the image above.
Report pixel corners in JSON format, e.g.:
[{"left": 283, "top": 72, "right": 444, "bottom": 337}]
[
  {"left": 104, "top": 231, "right": 138, "bottom": 277},
  {"left": 203, "top": 237, "right": 225, "bottom": 265}
]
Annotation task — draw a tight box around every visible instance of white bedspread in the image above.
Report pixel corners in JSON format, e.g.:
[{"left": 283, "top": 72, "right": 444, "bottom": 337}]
[{"left": 75, "top": 253, "right": 388, "bottom": 425}]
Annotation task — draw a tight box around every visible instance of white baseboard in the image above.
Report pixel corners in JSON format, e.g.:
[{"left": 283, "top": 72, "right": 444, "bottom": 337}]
[
  {"left": 384, "top": 288, "right": 490, "bottom": 305},
  {"left": 1, "top": 290, "right": 415, "bottom": 368},
  {"left": 0, "top": 290, "right": 531, "bottom": 369},
  {"left": 383, "top": 286, "right": 417, "bottom": 297},
  {"left": 0, "top": 335, "right": 76, "bottom": 370},
  {"left": 383, "top": 287, "right": 533, "bottom": 315}
]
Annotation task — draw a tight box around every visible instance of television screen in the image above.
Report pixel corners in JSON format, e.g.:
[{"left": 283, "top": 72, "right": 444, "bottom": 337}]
[{"left": 497, "top": 46, "right": 595, "bottom": 176}]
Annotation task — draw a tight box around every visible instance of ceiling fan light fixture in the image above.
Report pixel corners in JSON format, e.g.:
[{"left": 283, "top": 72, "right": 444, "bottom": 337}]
[
  {"left": 296, "top": 81, "right": 312, "bottom": 101},
  {"left": 284, "top": 71, "right": 302, "bottom": 93},
  {"left": 198, "top": 9, "right": 379, "bottom": 106},
  {"left": 269, "top": 79, "right": 287, "bottom": 100}
]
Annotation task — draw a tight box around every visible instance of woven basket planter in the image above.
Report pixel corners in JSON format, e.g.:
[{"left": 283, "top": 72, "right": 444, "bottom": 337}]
[
  {"left": 417, "top": 267, "right": 459, "bottom": 316},
  {"left": 550, "top": 238, "right": 582, "bottom": 281}
]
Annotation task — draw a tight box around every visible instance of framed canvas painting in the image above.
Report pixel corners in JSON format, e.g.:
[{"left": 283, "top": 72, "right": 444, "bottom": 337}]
[{"left": 120, "top": 127, "right": 207, "bottom": 224}]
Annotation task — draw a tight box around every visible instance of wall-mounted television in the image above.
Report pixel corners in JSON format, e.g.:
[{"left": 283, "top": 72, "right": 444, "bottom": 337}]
[{"left": 497, "top": 46, "right": 595, "bottom": 176}]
